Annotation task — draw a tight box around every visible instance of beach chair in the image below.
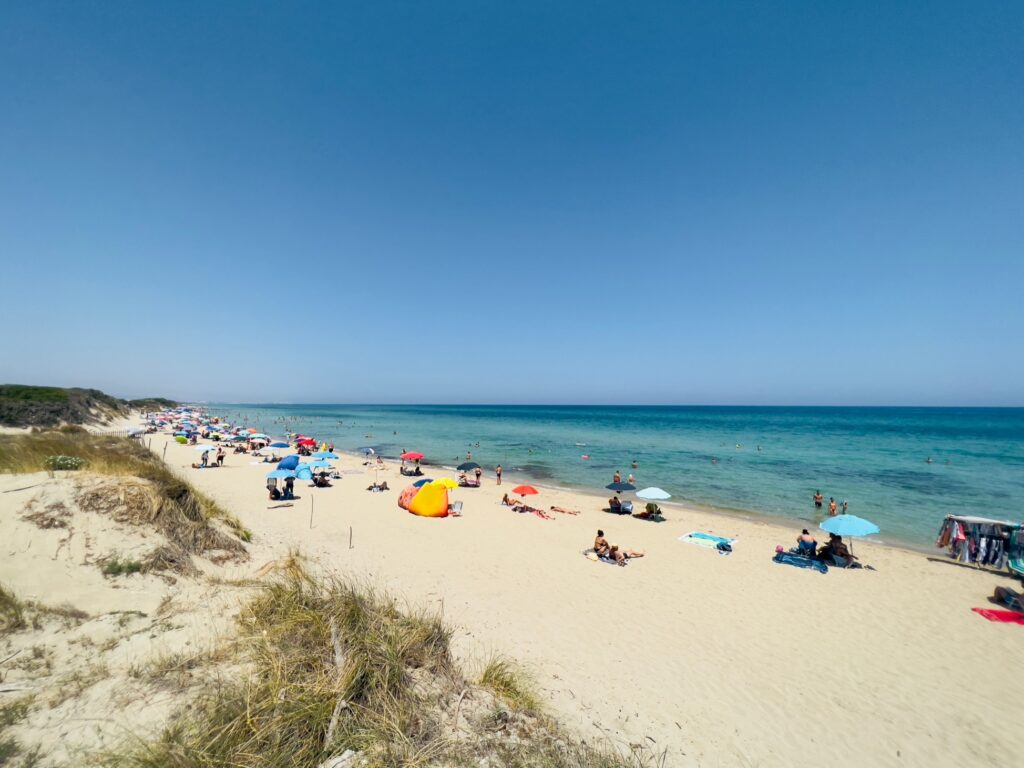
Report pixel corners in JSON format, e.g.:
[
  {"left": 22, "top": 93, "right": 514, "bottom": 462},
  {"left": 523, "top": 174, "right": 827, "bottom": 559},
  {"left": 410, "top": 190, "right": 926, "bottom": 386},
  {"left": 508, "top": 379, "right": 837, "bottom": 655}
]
[
  {"left": 1008, "top": 530, "right": 1024, "bottom": 578},
  {"left": 448, "top": 501, "right": 463, "bottom": 516},
  {"left": 621, "top": 500, "right": 634, "bottom": 514}
]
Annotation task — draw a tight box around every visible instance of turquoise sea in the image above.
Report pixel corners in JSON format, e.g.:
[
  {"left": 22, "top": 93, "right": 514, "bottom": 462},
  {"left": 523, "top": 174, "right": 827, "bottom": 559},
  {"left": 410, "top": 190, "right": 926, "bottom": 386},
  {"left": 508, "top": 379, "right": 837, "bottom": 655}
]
[{"left": 206, "top": 405, "right": 1024, "bottom": 548}]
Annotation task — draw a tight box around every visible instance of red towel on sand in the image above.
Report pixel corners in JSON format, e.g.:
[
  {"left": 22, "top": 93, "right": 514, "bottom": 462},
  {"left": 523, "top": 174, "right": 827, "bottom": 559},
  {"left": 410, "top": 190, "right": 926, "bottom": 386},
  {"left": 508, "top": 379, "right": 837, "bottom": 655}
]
[{"left": 972, "top": 608, "right": 1024, "bottom": 624}]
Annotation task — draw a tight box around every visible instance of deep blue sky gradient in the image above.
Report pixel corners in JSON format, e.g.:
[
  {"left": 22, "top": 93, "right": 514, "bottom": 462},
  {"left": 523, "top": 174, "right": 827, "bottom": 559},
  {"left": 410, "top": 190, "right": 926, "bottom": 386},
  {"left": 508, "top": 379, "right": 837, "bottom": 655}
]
[{"left": 1, "top": 1, "right": 1021, "bottom": 404}]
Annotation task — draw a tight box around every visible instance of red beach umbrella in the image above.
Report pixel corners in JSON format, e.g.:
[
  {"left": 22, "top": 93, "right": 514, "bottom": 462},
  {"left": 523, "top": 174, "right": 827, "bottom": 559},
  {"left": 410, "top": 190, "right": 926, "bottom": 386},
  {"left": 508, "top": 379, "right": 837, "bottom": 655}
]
[
  {"left": 512, "top": 485, "right": 538, "bottom": 496},
  {"left": 401, "top": 451, "right": 424, "bottom": 460},
  {"left": 297, "top": 438, "right": 316, "bottom": 446}
]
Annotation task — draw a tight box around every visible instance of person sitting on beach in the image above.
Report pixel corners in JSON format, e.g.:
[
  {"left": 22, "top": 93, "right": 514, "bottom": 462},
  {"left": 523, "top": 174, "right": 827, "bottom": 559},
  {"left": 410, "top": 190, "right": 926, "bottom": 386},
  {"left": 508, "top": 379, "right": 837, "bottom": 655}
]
[
  {"left": 594, "top": 530, "right": 610, "bottom": 556},
  {"left": 796, "top": 529, "right": 817, "bottom": 555},
  {"left": 818, "top": 533, "right": 857, "bottom": 566},
  {"left": 608, "top": 495, "right": 622, "bottom": 512},
  {"left": 268, "top": 485, "right": 282, "bottom": 501},
  {"left": 314, "top": 472, "right": 332, "bottom": 488},
  {"left": 609, "top": 544, "right": 645, "bottom": 566},
  {"left": 635, "top": 502, "right": 662, "bottom": 520},
  {"left": 501, "top": 493, "right": 515, "bottom": 506}
]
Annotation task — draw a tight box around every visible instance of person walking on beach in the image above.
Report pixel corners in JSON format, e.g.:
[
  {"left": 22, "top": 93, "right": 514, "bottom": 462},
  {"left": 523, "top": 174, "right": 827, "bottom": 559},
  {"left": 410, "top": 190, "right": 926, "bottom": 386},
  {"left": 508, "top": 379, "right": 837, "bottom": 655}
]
[
  {"left": 495, "top": 464, "right": 502, "bottom": 485},
  {"left": 474, "top": 466, "right": 482, "bottom": 484},
  {"left": 813, "top": 490, "right": 824, "bottom": 509},
  {"left": 828, "top": 497, "right": 838, "bottom": 516},
  {"left": 216, "top": 447, "right": 225, "bottom": 467}
]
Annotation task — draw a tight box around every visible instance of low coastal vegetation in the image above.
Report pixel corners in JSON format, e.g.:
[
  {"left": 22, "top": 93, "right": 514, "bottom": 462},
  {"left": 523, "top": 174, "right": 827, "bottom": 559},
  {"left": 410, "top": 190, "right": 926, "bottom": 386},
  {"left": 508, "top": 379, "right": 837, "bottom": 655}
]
[
  {"left": 101, "top": 556, "right": 659, "bottom": 768},
  {"left": 0, "top": 429, "right": 251, "bottom": 545},
  {"left": 0, "top": 384, "right": 177, "bottom": 428}
]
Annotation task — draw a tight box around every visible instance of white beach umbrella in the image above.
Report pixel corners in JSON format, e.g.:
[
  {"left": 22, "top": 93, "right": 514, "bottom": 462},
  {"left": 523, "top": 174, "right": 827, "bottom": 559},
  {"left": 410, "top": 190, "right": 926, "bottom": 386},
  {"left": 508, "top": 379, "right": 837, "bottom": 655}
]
[{"left": 636, "top": 487, "right": 671, "bottom": 500}]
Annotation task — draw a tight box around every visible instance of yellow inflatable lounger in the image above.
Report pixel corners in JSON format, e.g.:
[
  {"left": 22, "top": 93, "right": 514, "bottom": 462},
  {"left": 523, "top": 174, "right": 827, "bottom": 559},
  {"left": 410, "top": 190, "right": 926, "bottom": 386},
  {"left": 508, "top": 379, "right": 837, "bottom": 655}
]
[{"left": 402, "top": 483, "right": 449, "bottom": 518}]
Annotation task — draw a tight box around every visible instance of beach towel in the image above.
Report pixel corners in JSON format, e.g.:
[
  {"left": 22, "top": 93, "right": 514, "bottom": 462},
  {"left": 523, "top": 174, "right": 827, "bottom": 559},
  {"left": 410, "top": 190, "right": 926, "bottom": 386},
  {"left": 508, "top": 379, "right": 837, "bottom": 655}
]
[
  {"left": 971, "top": 608, "right": 1024, "bottom": 625},
  {"left": 772, "top": 552, "right": 829, "bottom": 574},
  {"left": 582, "top": 548, "right": 621, "bottom": 566},
  {"left": 678, "top": 531, "right": 736, "bottom": 551}
]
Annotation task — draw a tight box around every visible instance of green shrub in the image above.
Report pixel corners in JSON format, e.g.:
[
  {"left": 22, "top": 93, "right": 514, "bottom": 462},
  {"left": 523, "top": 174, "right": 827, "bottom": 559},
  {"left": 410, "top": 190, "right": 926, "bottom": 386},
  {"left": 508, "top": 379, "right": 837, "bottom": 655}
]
[
  {"left": 102, "top": 558, "right": 143, "bottom": 577},
  {"left": 44, "top": 455, "right": 85, "bottom": 470}
]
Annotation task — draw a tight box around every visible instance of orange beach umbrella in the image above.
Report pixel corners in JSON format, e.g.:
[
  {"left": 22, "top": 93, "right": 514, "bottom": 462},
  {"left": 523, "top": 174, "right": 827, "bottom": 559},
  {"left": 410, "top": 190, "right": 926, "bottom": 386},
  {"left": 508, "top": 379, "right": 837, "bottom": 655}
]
[{"left": 512, "top": 485, "right": 538, "bottom": 496}]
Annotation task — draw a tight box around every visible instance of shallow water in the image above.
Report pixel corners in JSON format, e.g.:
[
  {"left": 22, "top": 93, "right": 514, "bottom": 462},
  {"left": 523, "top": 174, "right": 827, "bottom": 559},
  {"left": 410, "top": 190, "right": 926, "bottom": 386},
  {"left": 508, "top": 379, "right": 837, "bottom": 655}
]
[{"left": 206, "top": 404, "right": 1024, "bottom": 547}]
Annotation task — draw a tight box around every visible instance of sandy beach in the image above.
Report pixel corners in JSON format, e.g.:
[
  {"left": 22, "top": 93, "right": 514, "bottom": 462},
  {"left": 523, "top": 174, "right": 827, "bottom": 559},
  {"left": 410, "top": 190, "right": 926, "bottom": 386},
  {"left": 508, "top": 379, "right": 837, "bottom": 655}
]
[{"left": 111, "top": 430, "right": 1021, "bottom": 767}]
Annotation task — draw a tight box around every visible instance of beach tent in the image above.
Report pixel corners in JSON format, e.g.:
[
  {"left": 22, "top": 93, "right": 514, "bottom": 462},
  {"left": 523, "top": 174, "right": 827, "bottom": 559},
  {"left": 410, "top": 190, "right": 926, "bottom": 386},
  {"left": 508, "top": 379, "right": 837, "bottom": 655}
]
[
  {"left": 398, "top": 483, "right": 449, "bottom": 517},
  {"left": 277, "top": 455, "right": 301, "bottom": 471}
]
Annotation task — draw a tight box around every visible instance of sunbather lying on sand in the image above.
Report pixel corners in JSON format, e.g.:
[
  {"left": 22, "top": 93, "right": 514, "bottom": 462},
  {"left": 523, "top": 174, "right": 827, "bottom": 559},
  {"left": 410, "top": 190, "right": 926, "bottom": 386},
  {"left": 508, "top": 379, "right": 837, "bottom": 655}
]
[
  {"left": 608, "top": 544, "right": 644, "bottom": 566},
  {"left": 550, "top": 505, "right": 580, "bottom": 515}
]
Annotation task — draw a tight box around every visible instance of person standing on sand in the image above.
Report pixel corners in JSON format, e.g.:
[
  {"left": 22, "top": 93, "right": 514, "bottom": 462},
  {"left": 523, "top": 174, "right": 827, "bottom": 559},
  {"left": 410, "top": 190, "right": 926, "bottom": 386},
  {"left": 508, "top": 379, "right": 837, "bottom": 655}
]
[
  {"left": 828, "top": 497, "right": 838, "bottom": 516},
  {"left": 474, "top": 466, "right": 482, "bottom": 484},
  {"left": 216, "top": 447, "right": 225, "bottom": 467},
  {"left": 813, "top": 490, "right": 824, "bottom": 509},
  {"left": 495, "top": 464, "right": 502, "bottom": 485}
]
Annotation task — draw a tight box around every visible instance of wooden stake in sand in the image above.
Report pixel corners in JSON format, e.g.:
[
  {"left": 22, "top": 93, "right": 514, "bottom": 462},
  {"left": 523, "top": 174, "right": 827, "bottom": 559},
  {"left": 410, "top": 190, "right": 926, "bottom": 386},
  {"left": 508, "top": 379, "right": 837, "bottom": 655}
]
[
  {"left": 349, "top": 525, "right": 353, "bottom": 549},
  {"left": 162, "top": 443, "right": 167, "bottom": 461},
  {"left": 309, "top": 495, "right": 315, "bottom": 529}
]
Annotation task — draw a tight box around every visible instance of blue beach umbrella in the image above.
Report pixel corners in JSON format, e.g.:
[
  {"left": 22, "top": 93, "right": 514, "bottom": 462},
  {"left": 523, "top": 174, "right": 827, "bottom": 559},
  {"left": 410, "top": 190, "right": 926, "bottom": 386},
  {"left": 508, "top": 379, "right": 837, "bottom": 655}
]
[
  {"left": 307, "top": 460, "right": 331, "bottom": 469},
  {"left": 277, "top": 455, "right": 300, "bottom": 471},
  {"left": 266, "top": 469, "right": 296, "bottom": 479},
  {"left": 194, "top": 445, "right": 217, "bottom": 452},
  {"left": 413, "top": 478, "right": 434, "bottom": 487},
  {"left": 173, "top": 431, "right": 187, "bottom": 437},
  {"left": 819, "top": 514, "right": 879, "bottom": 553},
  {"left": 636, "top": 487, "right": 671, "bottom": 500},
  {"left": 296, "top": 466, "right": 314, "bottom": 480},
  {"left": 358, "top": 447, "right": 375, "bottom": 455},
  {"left": 269, "top": 441, "right": 290, "bottom": 449},
  {"left": 606, "top": 482, "right": 636, "bottom": 493},
  {"left": 312, "top": 451, "right": 339, "bottom": 459}
]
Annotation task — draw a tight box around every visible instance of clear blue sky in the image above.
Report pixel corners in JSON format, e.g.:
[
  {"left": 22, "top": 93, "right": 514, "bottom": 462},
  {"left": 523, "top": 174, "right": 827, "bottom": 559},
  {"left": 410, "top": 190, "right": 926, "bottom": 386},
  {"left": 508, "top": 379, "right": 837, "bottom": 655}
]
[{"left": 1, "top": 1, "right": 1021, "bottom": 405}]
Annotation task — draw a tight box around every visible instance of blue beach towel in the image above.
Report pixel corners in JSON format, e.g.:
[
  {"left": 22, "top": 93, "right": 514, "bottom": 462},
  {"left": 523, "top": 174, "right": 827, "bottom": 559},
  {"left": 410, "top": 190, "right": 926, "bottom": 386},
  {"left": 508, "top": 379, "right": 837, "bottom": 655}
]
[
  {"left": 773, "top": 552, "right": 829, "bottom": 574},
  {"left": 678, "top": 531, "right": 736, "bottom": 551}
]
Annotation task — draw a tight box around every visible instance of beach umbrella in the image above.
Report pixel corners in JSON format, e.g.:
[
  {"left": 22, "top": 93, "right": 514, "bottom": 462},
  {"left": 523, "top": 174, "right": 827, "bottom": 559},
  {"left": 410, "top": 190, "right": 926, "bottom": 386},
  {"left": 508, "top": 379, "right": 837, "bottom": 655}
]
[
  {"left": 512, "top": 485, "right": 539, "bottom": 496},
  {"left": 606, "top": 482, "right": 636, "bottom": 493},
  {"left": 277, "top": 455, "right": 301, "bottom": 471},
  {"left": 312, "top": 451, "right": 339, "bottom": 459},
  {"left": 297, "top": 438, "right": 316, "bottom": 447},
  {"left": 819, "top": 515, "right": 879, "bottom": 538},
  {"left": 296, "top": 466, "right": 313, "bottom": 480},
  {"left": 231, "top": 434, "right": 247, "bottom": 441},
  {"left": 266, "top": 469, "right": 296, "bottom": 479},
  {"left": 401, "top": 451, "right": 424, "bottom": 461},
  {"left": 412, "top": 478, "right": 434, "bottom": 487},
  {"left": 359, "top": 447, "right": 375, "bottom": 456},
  {"left": 194, "top": 445, "right": 217, "bottom": 452},
  {"left": 174, "top": 435, "right": 188, "bottom": 443},
  {"left": 636, "top": 487, "right": 671, "bottom": 500},
  {"left": 173, "top": 431, "right": 188, "bottom": 437},
  {"left": 250, "top": 433, "right": 270, "bottom": 440},
  {"left": 431, "top": 478, "right": 459, "bottom": 489},
  {"left": 819, "top": 514, "right": 879, "bottom": 553},
  {"left": 457, "top": 461, "right": 481, "bottom": 471},
  {"left": 306, "top": 460, "right": 331, "bottom": 469},
  {"left": 268, "top": 441, "right": 290, "bottom": 449}
]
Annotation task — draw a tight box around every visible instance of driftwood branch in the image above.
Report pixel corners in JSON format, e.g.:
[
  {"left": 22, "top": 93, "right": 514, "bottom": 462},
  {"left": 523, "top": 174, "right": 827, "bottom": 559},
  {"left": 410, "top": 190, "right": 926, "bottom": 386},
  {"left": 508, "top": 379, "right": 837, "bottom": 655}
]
[{"left": 324, "top": 617, "right": 348, "bottom": 749}]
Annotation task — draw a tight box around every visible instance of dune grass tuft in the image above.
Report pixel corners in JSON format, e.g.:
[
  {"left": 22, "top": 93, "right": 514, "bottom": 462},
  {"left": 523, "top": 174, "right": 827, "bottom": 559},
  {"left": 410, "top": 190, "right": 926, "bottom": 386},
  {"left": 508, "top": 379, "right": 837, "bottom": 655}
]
[
  {"left": 0, "top": 583, "right": 26, "bottom": 635},
  {"left": 479, "top": 657, "right": 542, "bottom": 714}
]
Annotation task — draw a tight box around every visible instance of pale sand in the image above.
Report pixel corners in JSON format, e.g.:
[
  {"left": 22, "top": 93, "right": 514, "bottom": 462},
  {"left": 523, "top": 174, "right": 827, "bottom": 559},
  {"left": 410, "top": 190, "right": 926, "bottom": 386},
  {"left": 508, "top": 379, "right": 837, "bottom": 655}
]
[{"left": 125, "top": 432, "right": 1019, "bottom": 767}]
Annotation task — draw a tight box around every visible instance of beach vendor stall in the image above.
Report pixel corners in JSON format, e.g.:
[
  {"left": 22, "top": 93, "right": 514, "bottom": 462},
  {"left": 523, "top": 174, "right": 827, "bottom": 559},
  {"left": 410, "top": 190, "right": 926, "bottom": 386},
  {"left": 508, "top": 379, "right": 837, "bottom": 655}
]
[{"left": 935, "top": 514, "right": 1023, "bottom": 574}]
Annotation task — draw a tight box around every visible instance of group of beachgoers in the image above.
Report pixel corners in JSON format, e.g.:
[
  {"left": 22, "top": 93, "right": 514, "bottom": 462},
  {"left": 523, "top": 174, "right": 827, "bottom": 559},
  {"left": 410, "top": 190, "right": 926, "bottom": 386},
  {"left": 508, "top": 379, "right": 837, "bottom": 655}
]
[
  {"left": 591, "top": 529, "right": 645, "bottom": 566},
  {"left": 812, "top": 490, "right": 848, "bottom": 517},
  {"left": 791, "top": 528, "right": 860, "bottom": 567}
]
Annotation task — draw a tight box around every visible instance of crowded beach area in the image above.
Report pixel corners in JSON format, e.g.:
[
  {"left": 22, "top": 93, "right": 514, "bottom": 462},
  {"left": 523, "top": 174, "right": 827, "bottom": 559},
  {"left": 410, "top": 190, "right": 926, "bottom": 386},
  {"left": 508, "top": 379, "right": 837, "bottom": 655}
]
[{"left": 132, "top": 407, "right": 1023, "bottom": 767}]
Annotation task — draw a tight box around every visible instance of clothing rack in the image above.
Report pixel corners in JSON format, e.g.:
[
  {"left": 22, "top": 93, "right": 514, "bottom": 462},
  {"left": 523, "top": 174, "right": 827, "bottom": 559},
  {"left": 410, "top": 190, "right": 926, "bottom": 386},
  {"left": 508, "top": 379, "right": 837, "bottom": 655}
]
[{"left": 935, "top": 514, "right": 1022, "bottom": 572}]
